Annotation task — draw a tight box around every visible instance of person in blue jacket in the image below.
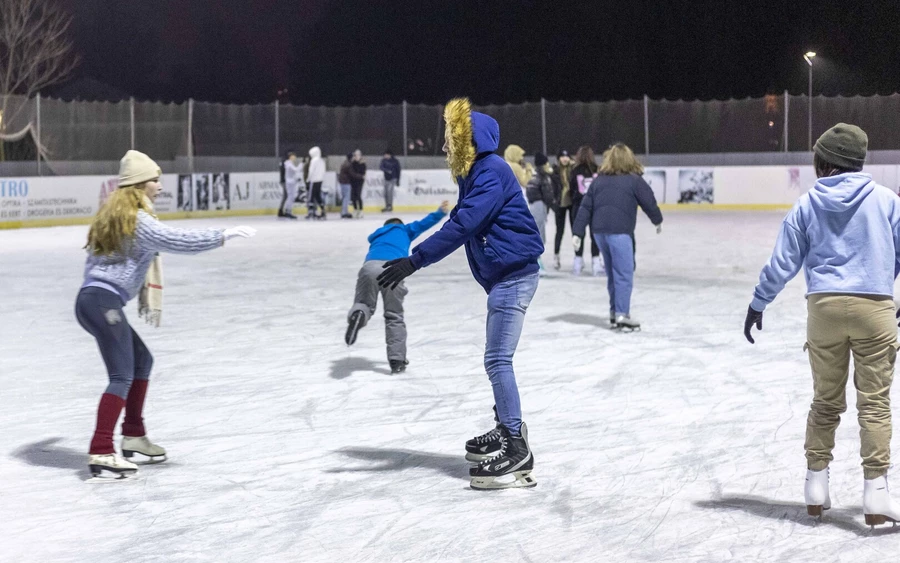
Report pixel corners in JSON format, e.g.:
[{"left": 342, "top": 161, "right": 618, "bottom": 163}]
[
  {"left": 377, "top": 98, "right": 544, "bottom": 490},
  {"left": 345, "top": 202, "right": 449, "bottom": 373}
]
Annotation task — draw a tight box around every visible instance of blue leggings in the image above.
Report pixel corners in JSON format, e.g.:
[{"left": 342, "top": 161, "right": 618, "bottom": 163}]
[{"left": 75, "top": 287, "right": 153, "bottom": 399}]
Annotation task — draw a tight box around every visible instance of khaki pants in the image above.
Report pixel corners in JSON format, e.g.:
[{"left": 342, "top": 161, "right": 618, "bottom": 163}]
[{"left": 805, "top": 294, "right": 897, "bottom": 479}]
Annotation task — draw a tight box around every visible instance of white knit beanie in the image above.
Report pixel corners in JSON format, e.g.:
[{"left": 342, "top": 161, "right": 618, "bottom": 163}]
[{"left": 118, "top": 150, "right": 162, "bottom": 187}]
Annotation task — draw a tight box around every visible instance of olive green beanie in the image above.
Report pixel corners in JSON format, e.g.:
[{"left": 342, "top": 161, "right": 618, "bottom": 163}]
[{"left": 813, "top": 123, "right": 867, "bottom": 171}]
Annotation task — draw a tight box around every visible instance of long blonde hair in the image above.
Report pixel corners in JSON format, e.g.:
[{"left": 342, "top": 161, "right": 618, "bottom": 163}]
[
  {"left": 86, "top": 183, "right": 154, "bottom": 255},
  {"left": 600, "top": 143, "right": 644, "bottom": 175}
]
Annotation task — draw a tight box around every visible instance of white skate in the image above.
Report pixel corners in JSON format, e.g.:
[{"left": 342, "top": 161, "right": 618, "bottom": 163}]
[
  {"left": 863, "top": 475, "right": 900, "bottom": 528},
  {"left": 804, "top": 468, "right": 831, "bottom": 517},
  {"left": 573, "top": 256, "right": 584, "bottom": 276},
  {"left": 122, "top": 435, "right": 167, "bottom": 464},
  {"left": 592, "top": 256, "right": 604, "bottom": 276},
  {"left": 88, "top": 453, "right": 138, "bottom": 482},
  {"left": 614, "top": 315, "right": 641, "bottom": 332}
]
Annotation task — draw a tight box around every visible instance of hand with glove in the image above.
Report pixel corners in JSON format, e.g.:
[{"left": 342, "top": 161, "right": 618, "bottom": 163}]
[
  {"left": 744, "top": 305, "right": 763, "bottom": 343},
  {"left": 223, "top": 226, "right": 257, "bottom": 242},
  {"left": 572, "top": 235, "right": 582, "bottom": 251},
  {"left": 896, "top": 306, "right": 900, "bottom": 327},
  {"left": 377, "top": 257, "right": 417, "bottom": 289}
]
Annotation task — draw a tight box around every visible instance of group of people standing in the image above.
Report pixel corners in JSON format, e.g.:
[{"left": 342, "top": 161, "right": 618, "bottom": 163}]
[{"left": 281, "top": 149, "right": 403, "bottom": 220}]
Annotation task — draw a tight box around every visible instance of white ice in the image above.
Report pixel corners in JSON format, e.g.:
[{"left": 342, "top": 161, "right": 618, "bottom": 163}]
[{"left": 2, "top": 211, "right": 900, "bottom": 562}]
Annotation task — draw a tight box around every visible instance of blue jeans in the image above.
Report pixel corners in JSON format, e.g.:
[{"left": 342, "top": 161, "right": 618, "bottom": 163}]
[
  {"left": 484, "top": 272, "right": 539, "bottom": 436},
  {"left": 340, "top": 183, "right": 351, "bottom": 215},
  {"left": 595, "top": 233, "right": 635, "bottom": 315}
]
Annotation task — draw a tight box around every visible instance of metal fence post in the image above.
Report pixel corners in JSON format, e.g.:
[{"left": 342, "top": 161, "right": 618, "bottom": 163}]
[
  {"left": 36, "top": 92, "right": 41, "bottom": 175},
  {"left": 274, "top": 99, "right": 280, "bottom": 161},
  {"left": 402, "top": 100, "right": 408, "bottom": 157},
  {"left": 540, "top": 98, "right": 547, "bottom": 155},
  {"left": 187, "top": 98, "right": 194, "bottom": 174},
  {"left": 643, "top": 94, "right": 650, "bottom": 155},
  {"left": 130, "top": 97, "right": 135, "bottom": 149},
  {"left": 783, "top": 90, "right": 789, "bottom": 152}
]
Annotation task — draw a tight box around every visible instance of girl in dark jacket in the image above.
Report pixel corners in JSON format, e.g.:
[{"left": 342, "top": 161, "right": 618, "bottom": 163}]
[
  {"left": 350, "top": 149, "right": 367, "bottom": 218},
  {"left": 551, "top": 150, "right": 575, "bottom": 270},
  {"left": 569, "top": 146, "right": 601, "bottom": 275},
  {"left": 573, "top": 143, "right": 662, "bottom": 331}
]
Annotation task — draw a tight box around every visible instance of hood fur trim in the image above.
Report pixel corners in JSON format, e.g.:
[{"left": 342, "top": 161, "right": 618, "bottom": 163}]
[{"left": 444, "top": 98, "right": 477, "bottom": 179}]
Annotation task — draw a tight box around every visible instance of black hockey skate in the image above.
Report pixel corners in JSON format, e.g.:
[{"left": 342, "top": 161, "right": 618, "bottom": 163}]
[
  {"left": 345, "top": 310, "right": 365, "bottom": 345},
  {"left": 469, "top": 423, "right": 536, "bottom": 490},
  {"left": 389, "top": 359, "right": 408, "bottom": 374},
  {"left": 613, "top": 314, "right": 641, "bottom": 332},
  {"left": 465, "top": 406, "right": 502, "bottom": 462}
]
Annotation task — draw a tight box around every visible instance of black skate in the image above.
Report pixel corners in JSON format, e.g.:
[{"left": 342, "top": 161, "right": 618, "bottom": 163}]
[
  {"left": 469, "top": 423, "right": 536, "bottom": 490},
  {"left": 345, "top": 310, "right": 365, "bottom": 345},
  {"left": 464, "top": 406, "right": 502, "bottom": 462},
  {"left": 389, "top": 359, "right": 408, "bottom": 374}
]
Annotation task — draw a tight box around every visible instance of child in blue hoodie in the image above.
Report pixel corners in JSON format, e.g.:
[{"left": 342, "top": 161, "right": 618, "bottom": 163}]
[
  {"left": 345, "top": 202, "right": 449, "bottom": 373},
  {"left": 377, "top": 98, "right": 545, "bottom": 490},
  {"left": 744, "top": 123, "right": 900, "bottom": 527}
]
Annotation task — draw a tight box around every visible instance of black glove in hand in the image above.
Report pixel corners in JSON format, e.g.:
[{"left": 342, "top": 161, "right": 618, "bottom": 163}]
[
  {"left": 744, "top": 305, "right": 763, "bottom": 344},
  {"left": 377, "top": 257, "right": 416, "bottom": 289},
  {"left": 896, "top": 306, "right": 900, "bottom": 327}
]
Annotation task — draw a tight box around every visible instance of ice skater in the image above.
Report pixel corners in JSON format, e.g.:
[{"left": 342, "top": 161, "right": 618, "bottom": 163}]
[
  {"left": 345, "top": 202, "right": 450, "bottom": 373},
  {"left": 377, "top": 98, "right": 544, "bottom": 489},
  {"left": 78, "top": 150, "right": 256, "bottom": 480},
  {"left": 306, "top": 146, "right": 326, "bottom": 219},
  {"left": 744, "top": 123, "right": 900, "bottom": 528},
  {"left": 281, "top": 151, "right": 303, "bottom": 219},
  {"left": 525, "top": 152, "right": 555, "bottom": 271},
  {"left": 572, "top": 143, "right": 662, "bottom": 331}
]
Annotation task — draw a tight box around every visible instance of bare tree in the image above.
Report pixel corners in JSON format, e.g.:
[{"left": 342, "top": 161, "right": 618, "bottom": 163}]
[{"left": 0, "top": 0, "right": 79, "bottom": 159}]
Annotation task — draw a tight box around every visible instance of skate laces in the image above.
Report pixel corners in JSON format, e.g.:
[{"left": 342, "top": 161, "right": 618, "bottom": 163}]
[
  {"left": 474, "top": 427, "right": 501, "bottom": 444},
  {"left": 479, "top": 435, "right": 509, "bottom": 466}
]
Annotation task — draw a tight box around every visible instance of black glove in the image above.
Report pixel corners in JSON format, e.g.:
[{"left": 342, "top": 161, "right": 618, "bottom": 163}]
[
  {"left": 744, "top": 305, "right": 763, "bottom": 344},
  {"left": 377, "top": 257, "right": 416, "bottom": 289},
  {"left": 896, "top": 306, "right": 900, "bottom": 327}
]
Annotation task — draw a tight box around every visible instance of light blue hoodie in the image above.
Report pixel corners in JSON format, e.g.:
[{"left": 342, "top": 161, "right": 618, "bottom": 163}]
[{"left": 751, "top": 172, "right": 900, "bottom": 312}]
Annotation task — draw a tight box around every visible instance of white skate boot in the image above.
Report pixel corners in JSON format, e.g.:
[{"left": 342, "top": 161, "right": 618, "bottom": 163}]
[
  {"left": 592, "top": 256, "right": 604, "bottom": 276},
  {"left": 614, "top": 314, "right": 641, "bottom": 332},
  {"left": 863, "top": 475, "right": 900, "bottom": 528},
  {"left": 573, "top": 256, "right": 584, "bottom": 276},
  {"left": 88, "top": 453, "right": 138, "bottom": 481},
  {"left": 121, "top": 435, "right": 167, "bottom": 464},
  {"left": 804, "top": 468, "right": 831, "bottom": 517}
]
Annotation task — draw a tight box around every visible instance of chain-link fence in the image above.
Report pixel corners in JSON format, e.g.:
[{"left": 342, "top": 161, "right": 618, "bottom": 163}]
[{"left": 3, "top": 92, "right": 900, "bottom": 174}]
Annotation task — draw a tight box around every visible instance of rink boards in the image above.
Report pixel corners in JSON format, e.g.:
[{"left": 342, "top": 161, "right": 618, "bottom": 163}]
[{"left": 2, "top": 164, "right": 900, "bottom": 229}]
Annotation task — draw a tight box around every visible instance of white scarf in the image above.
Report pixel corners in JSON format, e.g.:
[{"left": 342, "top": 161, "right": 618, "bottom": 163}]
[{"left": 138, "top": 196, "right": 164, "bottom": 327}]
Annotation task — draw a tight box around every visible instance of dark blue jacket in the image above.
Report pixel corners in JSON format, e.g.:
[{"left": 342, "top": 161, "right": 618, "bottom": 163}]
[
  {"left": 573, "top": 174, "right": 663, "bottom": 237},
  {"left": 380, "top": 157, "right": 401, "bottom": 182},
  {"left": 410, "top": 112, "right": 544, "bottom": 292},
  {"left": 365, "top": 209, "right": 446, "bottom": 262}
]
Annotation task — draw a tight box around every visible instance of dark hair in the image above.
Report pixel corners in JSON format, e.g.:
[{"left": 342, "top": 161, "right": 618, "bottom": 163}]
[
  {"left": 384, "top": 218, "right": 403, "bottom": 226},
  {"left": 286, "top": 150, "right": 296, "bottom": 157},
  {"left": 814, "top": 153, "right": 858, "bottom": 178},
  {"left": 346, "top": 152, "right": 353, "bottom": 160},
  {"left": 574, "top": 145, "right": 597, "bottom": 171},
  {"left": 384, "top": 149, "right": 394, "bottom": 156}
]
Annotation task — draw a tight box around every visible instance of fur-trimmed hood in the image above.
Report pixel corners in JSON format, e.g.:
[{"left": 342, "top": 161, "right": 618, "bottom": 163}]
[{"left": 444, "top": 98, "right": 499, "bottom": 178}]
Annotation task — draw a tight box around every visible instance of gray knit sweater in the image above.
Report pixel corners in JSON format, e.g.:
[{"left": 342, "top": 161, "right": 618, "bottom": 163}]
[{"left": 83, "top": 210, "right": 224, "bottom": 301}]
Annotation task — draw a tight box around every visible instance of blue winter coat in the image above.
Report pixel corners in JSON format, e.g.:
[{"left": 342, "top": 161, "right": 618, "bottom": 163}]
[
  {"left": 380, "top": 157, "right": 402, "bottom": 182},
  {"left": 409, "top": 112, "right": 544, "bottom": 292},
  {"left": 365, "top": 209, "right": 447, "bottom": 262}
]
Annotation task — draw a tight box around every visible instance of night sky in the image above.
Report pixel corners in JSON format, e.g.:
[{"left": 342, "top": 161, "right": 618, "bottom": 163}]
[{"left": 56, "top": 0, "right": 900, "bottom": 105}]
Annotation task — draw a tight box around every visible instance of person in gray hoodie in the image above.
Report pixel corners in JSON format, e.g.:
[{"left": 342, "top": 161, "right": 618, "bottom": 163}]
[{"left": 745, "top": 123, "right": 900, "bottom": 528}]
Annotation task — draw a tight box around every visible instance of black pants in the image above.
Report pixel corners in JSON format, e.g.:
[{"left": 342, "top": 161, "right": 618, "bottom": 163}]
[
  {"left": 307, "top": 182, "right": 324, "bottom": 214},
  {"left": 553, "top": 206, "right": 572, "bottom": 254},
  {"left": 75, "top": 287, "right": 153, "bottom": 399},
  {"left": 278, "top": 182, "right": 288, "bottom": 215},
  {"left": 351, "top": 183, "right": 363, "bottom": 211}
]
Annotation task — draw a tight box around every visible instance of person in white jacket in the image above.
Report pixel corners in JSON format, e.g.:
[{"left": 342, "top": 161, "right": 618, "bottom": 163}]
[
  {"left": 306, "top": 146, "right": 326, "bottom": 219},
  {"left": 282, "top": 151, "right": 303, "bottom": 219}
]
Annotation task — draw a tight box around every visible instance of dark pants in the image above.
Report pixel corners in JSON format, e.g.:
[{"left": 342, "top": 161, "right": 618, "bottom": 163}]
[
  {"left": 351, "top": 183, "right": 364, "bottom": 211},
  {"left": 307, "top": 182, "right": 324, "bottom": 216},
  {"left": 75, "top": 287, "right": 153, "bottom": 399},
  {"left": 553, "top": 206, "right": 572, "bottom": 254},
  {"left": 278, "top": 182, "right": 288, "bottom": 216}
]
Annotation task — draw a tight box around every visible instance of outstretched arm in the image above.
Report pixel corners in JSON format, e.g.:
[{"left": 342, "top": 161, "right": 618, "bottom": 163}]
[{"left": 405, "top": 202, "right": 450, "bottom": 241}]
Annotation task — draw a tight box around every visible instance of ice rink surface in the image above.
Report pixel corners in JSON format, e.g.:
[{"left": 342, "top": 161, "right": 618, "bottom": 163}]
[{"left": 3, "top": 210, "right": 900, "bottom": 562}]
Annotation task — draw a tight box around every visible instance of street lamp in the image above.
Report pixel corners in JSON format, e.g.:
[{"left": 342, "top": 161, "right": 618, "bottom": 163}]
[{"left": 804, "top": 51, "right": 816, "bottom": 151}]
